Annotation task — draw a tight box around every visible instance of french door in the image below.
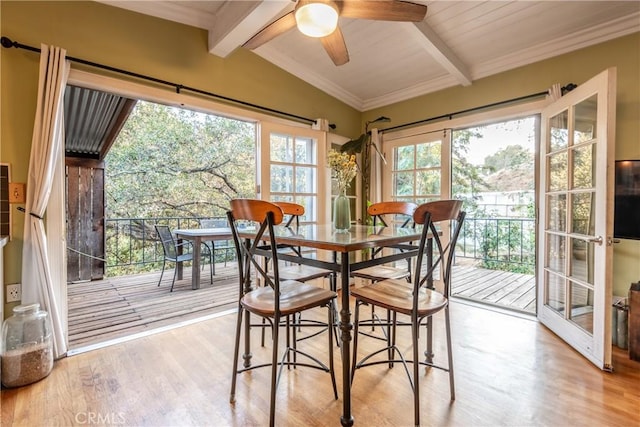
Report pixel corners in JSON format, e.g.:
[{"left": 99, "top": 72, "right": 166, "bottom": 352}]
[{"left": 537, "top": 68, "right": 616, "bottom": 370}]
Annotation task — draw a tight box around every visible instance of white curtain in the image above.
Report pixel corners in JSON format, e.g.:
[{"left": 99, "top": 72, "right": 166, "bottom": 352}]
[
  {"left": 547, "top": 83, "right": 563, "bottom": 102},
  {"left": 21, "top": 44, "right": 70, "bottom": 359},
  {"left": 369, "top": 128, "right": 384, "bottom": 205}
]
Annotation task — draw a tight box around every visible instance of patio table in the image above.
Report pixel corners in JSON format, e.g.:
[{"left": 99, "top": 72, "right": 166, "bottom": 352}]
[{"left": 173, "top": 227, "right": 233, "bottom": 290}]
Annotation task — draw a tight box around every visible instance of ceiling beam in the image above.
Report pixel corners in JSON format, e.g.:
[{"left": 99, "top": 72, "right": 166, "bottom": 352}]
[
  {"left": 411, "top": 21, "right": 472, "bottom": 87},
  {"left": 208, "top": 0, "right": 293, "bottom": 58}
]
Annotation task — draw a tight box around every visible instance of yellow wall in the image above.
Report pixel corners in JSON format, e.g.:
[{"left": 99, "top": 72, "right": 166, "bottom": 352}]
[
  {"left": 1, "top": 1, "right": 638, "bottom": 308},
  {"left": 368, "top": 33, "right": 640, "bottom": 297}
]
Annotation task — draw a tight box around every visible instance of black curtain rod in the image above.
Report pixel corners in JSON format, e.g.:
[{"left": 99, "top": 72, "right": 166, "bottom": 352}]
[
  {"left": 1, "top": 36, "right": 318, "bottom": 125},
  {"left": 380, "top": 87, "right": 575, "bottom": 133}
]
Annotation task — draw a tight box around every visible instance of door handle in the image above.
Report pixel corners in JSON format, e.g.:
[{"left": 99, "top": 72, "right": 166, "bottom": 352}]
[{"left": 586, "top": 236, "right": 603, "bottom": 245}]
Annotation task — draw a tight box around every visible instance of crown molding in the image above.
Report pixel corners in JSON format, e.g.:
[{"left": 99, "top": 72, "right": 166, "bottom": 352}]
[
  {"left": 472, "top": 13, "right": 640, "bottom": 81},
  {"left": 97, "top": 1, "right": 216, "bottom": 30}
]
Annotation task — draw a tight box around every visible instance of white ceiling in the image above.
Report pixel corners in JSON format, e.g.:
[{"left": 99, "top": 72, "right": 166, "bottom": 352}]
[{"left": 99, "top": 1, "right": 640, "bottom": 111}]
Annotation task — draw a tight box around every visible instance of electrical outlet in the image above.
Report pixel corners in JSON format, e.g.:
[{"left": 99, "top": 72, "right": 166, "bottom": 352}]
[{"left": 6, "top": 283, "right": 21, "bottom": 303}]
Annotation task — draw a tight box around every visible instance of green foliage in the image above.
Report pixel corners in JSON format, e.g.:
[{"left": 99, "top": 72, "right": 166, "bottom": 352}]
[
  {"left": 105, "top": 101, "right": 256, "bottom": 220},
  {"left": 473, "top": 218, "right": 535, "bottom": 275},
  {"left": 451, "top": 128, "right": 488, "bottom": 215},
  {"left": 103, "top": 101, "right": 255, "bottom": 276}
]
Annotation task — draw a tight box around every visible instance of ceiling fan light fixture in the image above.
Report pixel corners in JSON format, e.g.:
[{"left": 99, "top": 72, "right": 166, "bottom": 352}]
[{"left": 295, "top": 2, "right": 339, "bottom": 38}]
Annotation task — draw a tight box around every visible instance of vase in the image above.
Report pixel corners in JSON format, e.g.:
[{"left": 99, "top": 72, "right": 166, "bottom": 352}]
[{"left": 333, "top": 190, "right": 351, "bottom": 232}]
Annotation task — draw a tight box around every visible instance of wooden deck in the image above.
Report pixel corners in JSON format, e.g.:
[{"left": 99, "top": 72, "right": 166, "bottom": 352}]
[
  {"left": 67, "top": 263, "right": 241, "bottom": 349},
  {"left": 450, "top": 263, "right": 536, "bottom": 314},
  {"left": 67, "top": 261, "right": 535, "bottom": 350}
]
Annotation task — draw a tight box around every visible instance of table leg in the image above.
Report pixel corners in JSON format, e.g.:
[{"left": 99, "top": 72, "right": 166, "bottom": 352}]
[
  {"left": 340, "top": 252, "right": 354, "bottom": 427},
  {"left": 192, "top": 236, "right": 201, "bottom": 290},
  {"left": 177, "top": 238, "right": 184, "bottom": 280}
]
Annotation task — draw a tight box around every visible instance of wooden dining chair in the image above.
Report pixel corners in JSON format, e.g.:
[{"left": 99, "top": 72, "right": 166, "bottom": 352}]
[
  {"left": 227, "top": 199, "right": 338, "bottom": 427},
  {"left": 351, "top": 201, "right": 417, "bottom": 340},
  {"left": 350, "top": 200, "right": 465, "bottom": 427},
  {"left": 271, "top": 201, "right": 335, "bottom": 284},
  {"left": 269, "top": 201, "right": 338, "bottom": 343},
  {"left": 154, "top": 224, "right": 213, "bottom": 292},
  {"left": 352, "top": 201, "right": 417, "bottom": 282}
]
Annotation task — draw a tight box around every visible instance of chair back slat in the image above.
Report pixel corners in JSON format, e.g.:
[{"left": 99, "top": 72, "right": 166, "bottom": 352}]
[
  {"left": 273, "top": 201, "right": 304, "bottom": 227},
  {"left": 230, "top": 199, "right": 284, "bottom": 225},
  {"left": 368, "top": 201, "right": 417, "bottom": 227},
  {"left": 413, "top": 199, "right": 463, "bottom": 224}
]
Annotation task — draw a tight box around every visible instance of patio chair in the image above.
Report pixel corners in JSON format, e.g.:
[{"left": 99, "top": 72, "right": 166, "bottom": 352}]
[
  {"left": 350, "top": 200, "right": 465, "bottom": 427},
  {"left": 155, "top": 225, "right": 213, "bottom": 292},
  {"left": 227, "top": 199, "right": 338, "bottom": 427}
]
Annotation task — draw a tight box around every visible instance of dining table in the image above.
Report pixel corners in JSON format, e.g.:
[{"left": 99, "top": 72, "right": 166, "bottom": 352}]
[
  {"left": 238, "top": 223, "right": 428, "bottom": 426},
  {"left": 173, "top": 227, "right": 233, "bottom": 290}
]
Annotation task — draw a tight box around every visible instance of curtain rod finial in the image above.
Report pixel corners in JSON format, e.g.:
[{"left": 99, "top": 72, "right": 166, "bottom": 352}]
[{"left": 1, "top": 36, "right": 15, "bottom": 48}]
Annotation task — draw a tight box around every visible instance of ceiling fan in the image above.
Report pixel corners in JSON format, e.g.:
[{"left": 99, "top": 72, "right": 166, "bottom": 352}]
[{"left": 243, "top": 0, "right": 428, "bottom": 66}]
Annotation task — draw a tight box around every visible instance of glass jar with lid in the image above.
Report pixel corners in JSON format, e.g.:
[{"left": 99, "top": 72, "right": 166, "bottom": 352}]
[{"left": 1, "top": 303, "right": 53, "bottom": 388}]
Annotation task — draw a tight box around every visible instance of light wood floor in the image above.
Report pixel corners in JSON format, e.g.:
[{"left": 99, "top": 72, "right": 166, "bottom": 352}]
[{"left": 3, "top": 300, "right": 639, "bottom": 426}]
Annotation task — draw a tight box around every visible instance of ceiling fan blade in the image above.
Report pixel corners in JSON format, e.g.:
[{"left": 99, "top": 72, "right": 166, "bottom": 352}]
[
  {"left": 321, "top": 27, "right": 349, "bottom": 66},
  {"left": 243, "top": 11, "right": 297, "bottom": 50},
  {"left": 338, "top": 1, "right": 427, "bottom": 22}
]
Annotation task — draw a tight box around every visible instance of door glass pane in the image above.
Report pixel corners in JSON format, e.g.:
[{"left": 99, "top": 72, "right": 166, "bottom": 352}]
[
  {"left": 270, "top": 165, "right": 292, "bottom": 192},
  {"left": 573, "top": 95, "right": 597, "bottom": 144},
  {"left": 270, "top": 133, "right": 293, "bottom": 162},
  {"left": 295, "top": 137, "right": 315, "bottom": 164},
  {"left": 570, "top": 238, "right": 594, "bottom": 285},
  {"left": 394, "top": 171, "right": 414, "bottom": 196},
  {"left": 546, "top": 233, "right": 566, "bottom": 274},
  {"left": 395, "top": 146, "right": 415, "bottom": 170},
  {"left": 416, "top": 142, "right": 441, "bottom": 168},
  {"left": 571, "top": 192, "right": 595, "bottom": 235},
  {"left": 545, "top": 271, "right": 566, "bottom": 313},
  {"left": 569, "top": 281, "right": 594, "bottom": 334},
  {"left": 572, "top": 144, "right": 595, "bottom": 189},
  {"left": 416, "top": 170, "right": 440, "bottom": 195},
  {"left": 295, "top": 166, "right": 316, "bottom": 193},
  {"left": 549, "top": 110, "right": 569, "bottom": 151},
  {"left": 548, "top": 152, "right": 568, "bottom": 191},
  {"left": 547, "top": 194, "right": 566, "bottom": 232},
  {"left": 295, "top": 195, "right": 317, "bottom": 222}
]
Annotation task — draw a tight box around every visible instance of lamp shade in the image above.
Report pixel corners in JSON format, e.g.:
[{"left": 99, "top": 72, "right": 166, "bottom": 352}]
[{"left": 295, "top": 2, "right": 339, "bottom": 38}]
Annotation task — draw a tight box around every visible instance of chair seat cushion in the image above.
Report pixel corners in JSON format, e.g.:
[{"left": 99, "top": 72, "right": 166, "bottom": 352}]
[
  {"left": 351, "top": 279, "right": 447, "bottom": 317},
  {"left": 274, "top": 265, "right": 333, "bottom": 282},
  {"left": 351, "top": 265, "right": 409, "bottom": 281},
  {"left": 241, "top": 281, "right": 337, "bottom": 317},
  {"left": 169, "top": 253, "right": 193, "bottom": 263}
]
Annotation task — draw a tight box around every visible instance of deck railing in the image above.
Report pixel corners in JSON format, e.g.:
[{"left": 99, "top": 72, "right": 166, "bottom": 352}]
[
  {"left": 456, "top": 216, "right": 536, "bottom": 274},
  {"left": 105, "top": 216, "right": 232, "bottom": 275},
  {"left": 103, "top": 215, "right": 536, "bottom": 276}
]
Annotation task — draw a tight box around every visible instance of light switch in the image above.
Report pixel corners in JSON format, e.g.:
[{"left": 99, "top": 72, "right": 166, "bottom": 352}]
[{"left": 8, "top": 183, "right": 25, "bottom": 203}]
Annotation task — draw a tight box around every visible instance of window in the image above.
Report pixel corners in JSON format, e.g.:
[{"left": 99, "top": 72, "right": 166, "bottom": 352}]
[
  {"left": 383, "top": 132, "right": 449, "bottom": 205},
  {"left": 261, "top": 124, "right": 328, "bottom": 224}
]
